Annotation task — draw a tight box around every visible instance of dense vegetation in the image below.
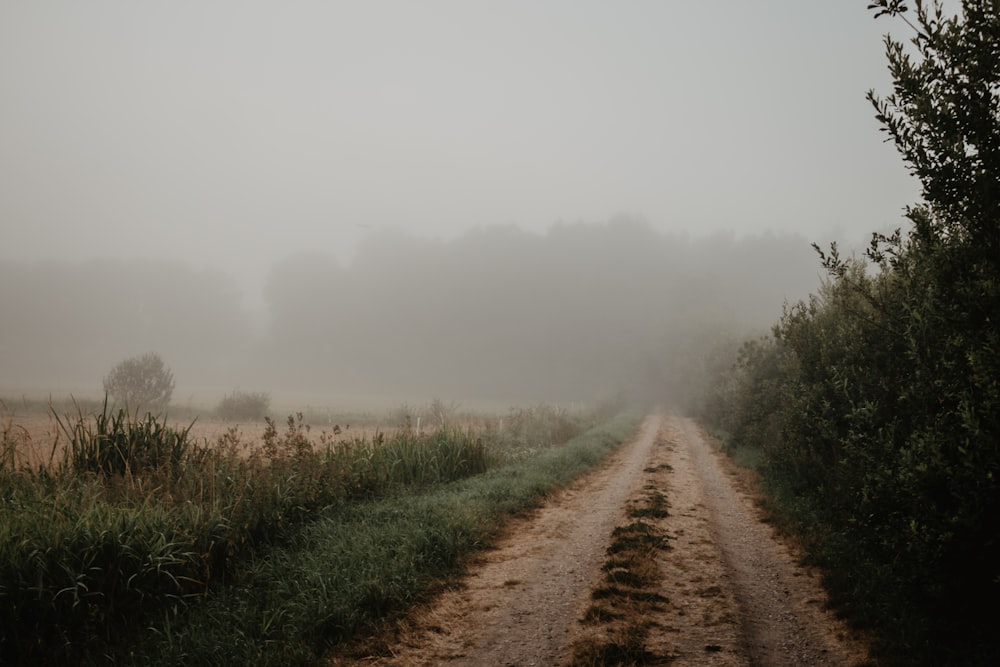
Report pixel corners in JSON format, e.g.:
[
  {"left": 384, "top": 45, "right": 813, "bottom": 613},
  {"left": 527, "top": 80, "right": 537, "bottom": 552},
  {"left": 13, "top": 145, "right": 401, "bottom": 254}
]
[
  {"left": 0, "top": 400, "right": 637, "bottom": 665},
  {"left": 699, "top": 3, "right": 1000, "bottom": 663}
]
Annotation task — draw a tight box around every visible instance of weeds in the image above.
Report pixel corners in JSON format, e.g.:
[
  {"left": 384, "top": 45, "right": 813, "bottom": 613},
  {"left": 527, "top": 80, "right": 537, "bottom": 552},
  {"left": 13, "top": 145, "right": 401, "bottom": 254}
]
[
  {"left": 1, "top": 400, "right": 61, "bottom": 470},
  {"left": 0, "top": 400, "right": 630, "bottom": 665},
  {"left": 137, "top": 409, "right": 642, "bottom": 665},
  {"left": 54, "top": 397, "right": 194, "bottom": 476},
  {"left": 1, "top": 415, "right": 29, "bottom": 471},
  {"left": 569, "top": 624, "right": 662, "bottom": 666},
  {"left": 569, "top": 454, "right": 673, "bottom": 666}
]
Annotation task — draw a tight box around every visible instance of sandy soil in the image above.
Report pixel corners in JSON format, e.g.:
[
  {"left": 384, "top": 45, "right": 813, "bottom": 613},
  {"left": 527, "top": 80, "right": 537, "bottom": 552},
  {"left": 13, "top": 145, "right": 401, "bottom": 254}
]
[{"left": 344, "top": 414, "right": 872, "bottom": 666}]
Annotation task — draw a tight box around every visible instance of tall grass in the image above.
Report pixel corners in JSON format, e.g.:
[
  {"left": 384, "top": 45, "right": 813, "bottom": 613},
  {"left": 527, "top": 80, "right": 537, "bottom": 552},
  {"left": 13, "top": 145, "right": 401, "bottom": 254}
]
[
  {"left": 0, "top": 478, "right": 225, "bottom": 662},
  {"left": 54, "top": 397, "right": 194, "bottom": 476},
  {"left": 0, "top": 400, "right": 610, "bottom": 665},
  {"left": 134, "top": 409, "right": 642, "bottom": 666}
]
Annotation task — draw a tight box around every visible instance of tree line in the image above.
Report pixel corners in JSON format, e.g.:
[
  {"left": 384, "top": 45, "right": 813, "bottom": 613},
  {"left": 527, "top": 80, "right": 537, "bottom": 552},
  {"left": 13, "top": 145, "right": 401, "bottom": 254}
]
[{"left": 1, "top": 222, "right": 823, "bottom": 404}]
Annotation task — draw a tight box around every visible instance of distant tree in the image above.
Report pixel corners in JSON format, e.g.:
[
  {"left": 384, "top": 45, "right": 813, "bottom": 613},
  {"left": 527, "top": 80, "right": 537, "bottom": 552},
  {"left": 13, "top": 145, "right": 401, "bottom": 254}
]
[
  {"left": 216, "top": 389, "right": 271, "bottom": 421},
  {"left": 103, "top": 352, "right": 175, "bottom": 413}
]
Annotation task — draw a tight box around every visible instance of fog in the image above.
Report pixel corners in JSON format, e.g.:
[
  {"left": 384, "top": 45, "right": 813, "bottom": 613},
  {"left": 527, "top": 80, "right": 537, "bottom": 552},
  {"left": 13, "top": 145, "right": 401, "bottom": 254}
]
[
  {"left": 0, "top": 2, "right": 923, "bottom": 408},
  {"left": 0, "top": 221, "right": 823, "bottom": 407}
]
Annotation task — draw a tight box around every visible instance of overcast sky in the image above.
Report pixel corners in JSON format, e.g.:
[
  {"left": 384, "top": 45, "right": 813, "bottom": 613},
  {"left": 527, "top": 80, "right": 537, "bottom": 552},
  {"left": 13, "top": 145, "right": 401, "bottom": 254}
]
[{"left": 1, "top": 1, "right": 923, "bottom": 291}]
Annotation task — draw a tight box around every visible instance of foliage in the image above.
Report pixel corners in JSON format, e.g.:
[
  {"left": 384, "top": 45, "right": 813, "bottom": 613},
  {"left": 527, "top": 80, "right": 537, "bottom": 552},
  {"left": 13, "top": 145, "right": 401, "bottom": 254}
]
[
  {"left": 133, "top": 410, "right": 642, "bottom": 666},
  {"left": 698, "top": 3, "right": 1000, "bottom": 662},
  {"left": 216, "top": 389, "right": 271, "bottom": 421},
  {"left": 0, "top": 401, "right": 620, "bottom": 665},
  {"left": 55, "top": 397, "right": 194, "bottom": 476},
  {"left": 102, "top": 352, "right": 175, "bottom": 414},
  {"left": 0, "top": 478, "right": 226, "bottom": 664},
  {"left": 491, "top": 403, "right": 584, "bottom": 453}
]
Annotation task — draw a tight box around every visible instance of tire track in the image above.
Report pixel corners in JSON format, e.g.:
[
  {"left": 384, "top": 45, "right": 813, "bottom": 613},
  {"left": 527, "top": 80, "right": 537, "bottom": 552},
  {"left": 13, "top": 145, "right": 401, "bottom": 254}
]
[
  {"left": 359, "top": 414, "right": 662, "bottom": 666},
  {"left": 672, "top": 416, "right": 870, "bottom": 666},
  {"left": 342, "top": 414, "right": 871, "bottom": 666}
]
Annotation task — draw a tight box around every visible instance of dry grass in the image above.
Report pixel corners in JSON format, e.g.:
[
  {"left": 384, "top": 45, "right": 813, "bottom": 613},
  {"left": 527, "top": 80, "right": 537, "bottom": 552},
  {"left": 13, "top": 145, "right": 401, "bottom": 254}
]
[
  {"left": 2, "top": 411, "right": 424, "bottom": 469},
  {"left": 567, "top": 441, "right": 676, "bottom": 666}
]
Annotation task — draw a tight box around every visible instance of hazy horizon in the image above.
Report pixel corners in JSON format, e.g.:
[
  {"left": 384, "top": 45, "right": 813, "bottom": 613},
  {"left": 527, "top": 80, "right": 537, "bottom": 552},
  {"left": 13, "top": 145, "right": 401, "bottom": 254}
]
[
  {"left": 0, "top": 2, "right": 932, "bottom": 408},
  {"left": 1, "top": 222, "right": 824, "bottom": 408}
]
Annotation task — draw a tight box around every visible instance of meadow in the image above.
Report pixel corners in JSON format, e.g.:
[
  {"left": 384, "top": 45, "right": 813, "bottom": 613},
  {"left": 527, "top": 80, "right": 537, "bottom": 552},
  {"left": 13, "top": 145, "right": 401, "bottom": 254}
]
[{"left": 0, "top": 395, "right": 638, "bottom": 665}]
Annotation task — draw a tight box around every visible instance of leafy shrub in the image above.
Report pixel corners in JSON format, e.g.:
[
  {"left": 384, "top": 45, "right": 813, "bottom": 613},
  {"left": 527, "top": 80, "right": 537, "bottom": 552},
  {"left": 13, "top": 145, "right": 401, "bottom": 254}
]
[
  {"left": 701, "top": 257, "right": 1000, "bottom": 662},
  {"left": 696, "top": 7, "right": 1000, "bottom": 663},
  {"left": 102, "top": 352, "right": 175, "bottom": 414},
  {"left": 216, "top": 389, "right": 271, "bottom": 421}
]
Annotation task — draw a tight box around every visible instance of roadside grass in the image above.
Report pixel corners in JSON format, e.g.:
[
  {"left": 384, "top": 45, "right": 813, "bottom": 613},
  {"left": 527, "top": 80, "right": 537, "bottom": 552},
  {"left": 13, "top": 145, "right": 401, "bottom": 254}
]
[
  {"left": 0, "top": 398, "right": 636, "bottom": 666},
  {"left": 569, "top": 436, "right": 673, "bottom": 666},
  {"left": 134, "top": 409, "right": 643, "bottom": 666}
]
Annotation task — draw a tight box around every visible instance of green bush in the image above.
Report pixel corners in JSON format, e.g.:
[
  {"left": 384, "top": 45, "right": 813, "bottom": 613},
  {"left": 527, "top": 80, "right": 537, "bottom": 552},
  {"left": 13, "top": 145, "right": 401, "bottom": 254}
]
[
  {"left": 216, "top": 390, "right": 271, "bottom": 421},
  {"left": 700, "top": 256, "right": 1000, "bottom": 662},
  {"left": 696, "top": 6, "right": 1000, "bottom": 662}
]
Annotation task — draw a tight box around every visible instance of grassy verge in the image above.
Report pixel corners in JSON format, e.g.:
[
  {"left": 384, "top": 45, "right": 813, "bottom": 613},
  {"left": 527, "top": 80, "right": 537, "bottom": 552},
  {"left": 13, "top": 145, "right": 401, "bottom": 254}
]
[
  {"left": 568, "top": 437, "right": 673, "bottom": 666},
  {"left": 0, "top": 399, "right": 633, "bottom": 665},
  {"left": 133, "top": 410, "right": 643, "bottom": 666}
]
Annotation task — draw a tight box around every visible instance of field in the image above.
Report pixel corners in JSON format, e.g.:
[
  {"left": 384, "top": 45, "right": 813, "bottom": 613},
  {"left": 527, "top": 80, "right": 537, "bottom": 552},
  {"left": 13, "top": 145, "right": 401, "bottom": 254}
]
[
  {"left": 0, "top": 398, "right": 481, "bottom": 469},
  {"left": 4, "top": 412, "right": 392, "bottom": 468},
  {"left": 0, "top": 393, "right": 631, "bottom": 665}
]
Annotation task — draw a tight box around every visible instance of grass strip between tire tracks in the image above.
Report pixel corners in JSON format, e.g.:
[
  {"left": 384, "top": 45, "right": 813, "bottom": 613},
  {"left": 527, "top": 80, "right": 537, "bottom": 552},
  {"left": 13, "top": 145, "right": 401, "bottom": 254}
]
[{"left": 136, "top": 410, "right": 643, "bottom": 666}]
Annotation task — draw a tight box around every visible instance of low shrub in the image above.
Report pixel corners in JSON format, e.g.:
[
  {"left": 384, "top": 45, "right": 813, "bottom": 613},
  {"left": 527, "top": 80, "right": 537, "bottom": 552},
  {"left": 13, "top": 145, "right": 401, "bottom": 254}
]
[{"left": 216, "top": 390, "right": 271, "bottom": 421}]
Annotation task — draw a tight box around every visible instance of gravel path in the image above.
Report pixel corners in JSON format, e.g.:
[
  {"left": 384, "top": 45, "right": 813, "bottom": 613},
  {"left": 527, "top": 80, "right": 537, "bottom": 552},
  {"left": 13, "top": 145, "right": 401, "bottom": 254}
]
[
  {"left": 670, "top": 417, "right": 870, "bottom": 666},
  {"left": 361, "top": 414, "right": 663, "bottom": 666},
  {"left": 345, "top": 414, "right": 872, "bottom": 666}
]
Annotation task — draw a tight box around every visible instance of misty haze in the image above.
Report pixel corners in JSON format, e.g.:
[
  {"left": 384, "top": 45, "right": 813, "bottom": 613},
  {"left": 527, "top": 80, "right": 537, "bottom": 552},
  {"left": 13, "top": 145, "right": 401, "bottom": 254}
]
[
  {"left": 1, "top": 221, "right": 821, "bottom": 406},
  {"left": 5, "top": 2, "right": 996, "bottom": 666},
  {"left": 1, "top": 1, "right": 916, "bottom": 412}
]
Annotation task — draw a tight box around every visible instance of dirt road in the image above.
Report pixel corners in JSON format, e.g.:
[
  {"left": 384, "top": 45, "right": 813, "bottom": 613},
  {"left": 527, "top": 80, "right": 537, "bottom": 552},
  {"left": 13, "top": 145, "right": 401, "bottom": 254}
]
[{"left": 351, "top": 414, "right": 871, "bottom": 666}]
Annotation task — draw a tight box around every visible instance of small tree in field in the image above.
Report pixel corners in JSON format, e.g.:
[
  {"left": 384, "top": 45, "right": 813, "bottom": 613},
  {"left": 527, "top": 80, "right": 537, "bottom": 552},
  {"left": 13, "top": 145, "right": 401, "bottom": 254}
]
[{"left": 103, "top": 352, "right": 175, "bottom": 413}]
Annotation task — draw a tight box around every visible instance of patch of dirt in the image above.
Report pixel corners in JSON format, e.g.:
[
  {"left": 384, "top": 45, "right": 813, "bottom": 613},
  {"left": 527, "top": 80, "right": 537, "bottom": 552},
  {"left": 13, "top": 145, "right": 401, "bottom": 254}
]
[{"left": 333, "top": 414, "right": 873, "bottom": 666}]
